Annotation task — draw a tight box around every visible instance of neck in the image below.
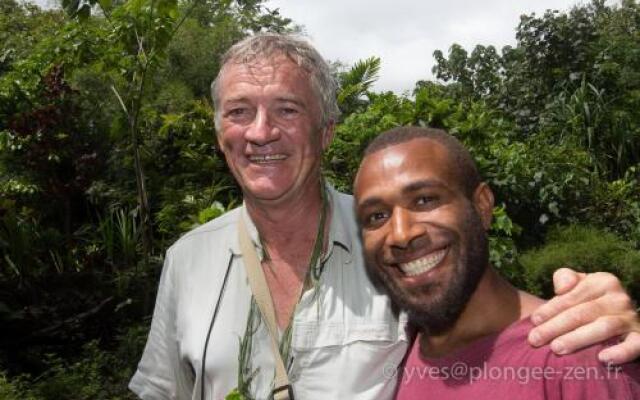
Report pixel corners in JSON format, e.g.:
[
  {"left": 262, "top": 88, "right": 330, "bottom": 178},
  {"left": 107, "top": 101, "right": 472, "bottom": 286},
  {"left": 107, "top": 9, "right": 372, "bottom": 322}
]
[
  {"left": 245, "top": 181, "right": 324, "bottom": 241},
  {"left": 243, "top": 178, "right": 329, "bottom": 275},
  {"left": 419, "top": 267, "right": 544, "bottom": 358}
]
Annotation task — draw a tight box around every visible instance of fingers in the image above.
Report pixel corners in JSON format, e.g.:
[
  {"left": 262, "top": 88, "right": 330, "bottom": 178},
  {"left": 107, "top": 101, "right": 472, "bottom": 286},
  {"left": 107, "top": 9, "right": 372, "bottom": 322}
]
[
  {"left": 528, "top": 290, "right": 634, "bottom": 347},
  {"left": 529, "top": 311, "right": 631, "bottom": 354},
  {"left": 529, "top": 300, "right": 619, "bottom": 348},
  {"left": 531, "top": 272, "right": 623, "bottom": 326},
  {"left": 527, "top": 270, "right": 639, "bottom": 364},
  {"left": 597, "top": 331, "right": 640, "bottom": 365},
  {"left": 552, "top": 267, "right": 585, "bottom": 296}
]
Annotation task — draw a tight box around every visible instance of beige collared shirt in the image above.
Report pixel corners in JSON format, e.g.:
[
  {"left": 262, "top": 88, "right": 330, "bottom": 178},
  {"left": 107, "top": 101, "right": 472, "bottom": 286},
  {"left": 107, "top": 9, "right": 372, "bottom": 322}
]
[{"left": 129, "top": 186, "right": 408, "bottom": 400}]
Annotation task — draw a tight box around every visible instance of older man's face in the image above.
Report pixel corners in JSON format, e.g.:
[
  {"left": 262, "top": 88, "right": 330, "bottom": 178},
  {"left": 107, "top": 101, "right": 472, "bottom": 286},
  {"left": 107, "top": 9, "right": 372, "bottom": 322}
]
[{"left": 217, "top": 55, "right": 332, "bottom": 206}]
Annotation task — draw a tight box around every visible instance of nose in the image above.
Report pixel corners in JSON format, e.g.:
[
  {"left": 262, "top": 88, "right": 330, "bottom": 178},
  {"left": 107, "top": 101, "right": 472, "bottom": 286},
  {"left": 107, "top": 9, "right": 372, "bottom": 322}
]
[
  {"left": 244, "top": 108, "right": 280, "bottom": 145},
  {"left": 387, "top": 207, "right": 426, "bottom": 250}
]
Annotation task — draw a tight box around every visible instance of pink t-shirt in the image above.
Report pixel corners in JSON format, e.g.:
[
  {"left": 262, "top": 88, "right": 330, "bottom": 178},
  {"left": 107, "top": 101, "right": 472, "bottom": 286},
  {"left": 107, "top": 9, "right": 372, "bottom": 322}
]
[{"left": 396, "top": 318, "right": 640, "bottom": 399}]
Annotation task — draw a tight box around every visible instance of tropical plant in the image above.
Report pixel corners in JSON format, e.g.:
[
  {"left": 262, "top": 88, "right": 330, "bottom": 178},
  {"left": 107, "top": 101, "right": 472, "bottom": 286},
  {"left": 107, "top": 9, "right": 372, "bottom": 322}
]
[{"left": 336, "top": 56, "right": 381, "bottom": 116}]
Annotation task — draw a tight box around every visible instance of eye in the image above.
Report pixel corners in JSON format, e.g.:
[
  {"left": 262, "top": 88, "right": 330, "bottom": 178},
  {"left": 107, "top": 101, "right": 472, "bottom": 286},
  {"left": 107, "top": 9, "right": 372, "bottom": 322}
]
[
  {"left": 278, "top": 106, "right": 299, "bottom": 118},
  {"left": 227, "top": 107, "right": 247, "bottom": 117},
  {"left": 224, "top": 106, "right": 254, "bottom": 123},
  {"left": 362, "top": 210, "right": 389, "bottom": 228},
  {"left": 416, "top": 195, "right": 438, "bottom": 207}
]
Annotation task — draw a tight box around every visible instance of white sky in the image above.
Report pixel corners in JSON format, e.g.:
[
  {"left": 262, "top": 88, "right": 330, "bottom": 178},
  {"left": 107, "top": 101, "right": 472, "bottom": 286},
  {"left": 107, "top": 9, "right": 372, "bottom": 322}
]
[
  {"left": 33, "top": 0, "right": 614, "bottom": 93},
  {"left": 265, "top": 0, "right": 592, "bottom": 93}
]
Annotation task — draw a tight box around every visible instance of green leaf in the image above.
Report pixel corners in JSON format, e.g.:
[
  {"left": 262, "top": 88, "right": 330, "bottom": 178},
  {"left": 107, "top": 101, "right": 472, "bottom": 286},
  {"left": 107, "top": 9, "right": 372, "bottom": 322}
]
[
  {"left": 97, "top": 0, "right": 112, "bottom": 11},
  {"left": 62, "top": 0, "right": 80, "bottom": 16},
  {"left": 225, "top": 389, "right": 245, "bottom": 400}
]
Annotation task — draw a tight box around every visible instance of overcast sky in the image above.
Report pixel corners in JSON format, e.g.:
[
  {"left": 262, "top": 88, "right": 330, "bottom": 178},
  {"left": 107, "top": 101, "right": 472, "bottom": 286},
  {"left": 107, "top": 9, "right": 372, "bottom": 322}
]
[
  {"left": 265, "top": 0, "right": 592, "bottom": 93},
  {"left": 33, "top": 0, "right": 610, "bottom": 93}
]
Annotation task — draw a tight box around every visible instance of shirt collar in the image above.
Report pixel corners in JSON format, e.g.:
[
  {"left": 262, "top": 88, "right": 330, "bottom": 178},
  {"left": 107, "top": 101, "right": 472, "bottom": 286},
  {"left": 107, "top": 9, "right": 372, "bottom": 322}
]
[
  {"left": 324, "top": 184, "right": 353, "bottom": 262},
  {"left": 230, "top": 183, "right": 354, "bottom": 264},
  {"left": 232, "top": 205, "right": 264, "bottom": 259}
]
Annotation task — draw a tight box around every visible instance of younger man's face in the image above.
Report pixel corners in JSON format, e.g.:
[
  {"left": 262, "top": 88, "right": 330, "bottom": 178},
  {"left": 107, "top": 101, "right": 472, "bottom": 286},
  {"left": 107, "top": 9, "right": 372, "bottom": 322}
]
[{"left": 354, "top": 138, "right": 493, "bottom": 333}]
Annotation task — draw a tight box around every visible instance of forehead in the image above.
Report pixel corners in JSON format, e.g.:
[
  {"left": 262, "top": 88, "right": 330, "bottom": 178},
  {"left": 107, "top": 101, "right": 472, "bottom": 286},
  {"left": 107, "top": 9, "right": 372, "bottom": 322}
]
[
  {"left": 355, "top": 138, "right": 458, "bottom": 196},
  {"left": 218, "top": 55, "right": 312, "bottom": 93}
]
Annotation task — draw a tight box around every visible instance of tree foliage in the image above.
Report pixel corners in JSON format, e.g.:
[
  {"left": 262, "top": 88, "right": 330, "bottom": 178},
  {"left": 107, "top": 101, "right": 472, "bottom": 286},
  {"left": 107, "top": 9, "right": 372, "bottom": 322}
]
[
  {"left": 433, "top": 0, "right": 640, "bottom": 178},
  {"left": 0, "top": 0, "right": 639, "bottom": 396}
]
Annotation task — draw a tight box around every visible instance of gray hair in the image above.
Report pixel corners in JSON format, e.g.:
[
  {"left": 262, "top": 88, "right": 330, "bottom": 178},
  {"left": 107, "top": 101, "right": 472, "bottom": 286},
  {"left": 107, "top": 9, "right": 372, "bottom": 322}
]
[{"left": 211, "top": 33, "right": 340, "bottom": 132}]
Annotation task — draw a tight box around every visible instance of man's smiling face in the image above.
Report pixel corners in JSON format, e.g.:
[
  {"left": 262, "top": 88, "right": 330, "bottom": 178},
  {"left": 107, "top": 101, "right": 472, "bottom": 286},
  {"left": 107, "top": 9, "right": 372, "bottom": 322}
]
[
  {"left": 354, "top": 138, "right": 493, "bottom": 333},
  {"left": 216, "top": 55, "right": 332, "bottom": 206}
]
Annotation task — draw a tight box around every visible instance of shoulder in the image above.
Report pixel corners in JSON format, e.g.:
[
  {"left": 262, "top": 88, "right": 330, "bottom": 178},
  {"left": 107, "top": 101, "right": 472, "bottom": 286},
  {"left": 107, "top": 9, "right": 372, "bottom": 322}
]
[
  {"left": 160, "top": 207, "right": 241, "bottom": 279},
  {"left": 155, "top": 207, "right": 242, "bottom": 296},
  {"left": 495, "top": 318, "right": 605, "bottom": 368},
  {"left": 329, "top": 188, "right": 356, "bottom": 227},
  {"left": 540, "top": 336, "right": 640, "bottom": 398},
  {"left": 484, "top": 319, "right": 639, "bottom": 398},
  {"left": 549, "top": 346, "right": 640, "bottom": 399},
  {"left": 332, "top": 189, "right": 354, "bottom": 203},
  {"left": 175, "top": 205, "right": 240, "bottom": 243},
  {"left": 166, "top": 206, "right": 241, "bottom": 257},
  {"left": 332, "top": 189, "right": 354, "bottom": 208}
]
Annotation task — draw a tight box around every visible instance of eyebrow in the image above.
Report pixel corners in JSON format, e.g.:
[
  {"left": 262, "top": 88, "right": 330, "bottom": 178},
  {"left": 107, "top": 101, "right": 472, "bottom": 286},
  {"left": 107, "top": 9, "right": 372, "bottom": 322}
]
[
  {"left": 274, "top": 96, "right": 307, "bottom": 108},
  {"left": 356, "top": 179, "right": 445, "bottom": 211},
  {"left": 221, "top": 97, "right": 249, "bottom": 106},
  {"left": 222, "top": 96, "right": 307, "bottom": 108},
  {"left": 402, "top": 179, "right": 446, "bottom": 194}
]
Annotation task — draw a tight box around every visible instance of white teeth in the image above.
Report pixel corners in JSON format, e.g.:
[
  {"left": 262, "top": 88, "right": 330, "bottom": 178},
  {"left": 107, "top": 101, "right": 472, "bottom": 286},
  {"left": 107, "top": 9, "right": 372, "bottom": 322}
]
[
  {"left": 399, "top": 248, "right": 447, "bottom": 277},
  {"left": 249, "top": 154, "right": 286, "bottom": 163}
]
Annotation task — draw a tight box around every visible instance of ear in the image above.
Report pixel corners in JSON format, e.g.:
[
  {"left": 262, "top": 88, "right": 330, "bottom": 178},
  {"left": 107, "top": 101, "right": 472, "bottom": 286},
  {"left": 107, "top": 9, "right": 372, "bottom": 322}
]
[
  {"left": 472, "top": 182, "right": 494, "bottom": 230},
  {"left": 321, "top": 120, "right": 335, "bottom": 151}
]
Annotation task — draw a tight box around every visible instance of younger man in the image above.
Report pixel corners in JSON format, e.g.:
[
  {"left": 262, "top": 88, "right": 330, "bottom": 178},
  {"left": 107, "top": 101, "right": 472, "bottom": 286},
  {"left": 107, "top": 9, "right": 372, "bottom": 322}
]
[{"left": 354, "top": 126, "right": 640, "bottom": 399}]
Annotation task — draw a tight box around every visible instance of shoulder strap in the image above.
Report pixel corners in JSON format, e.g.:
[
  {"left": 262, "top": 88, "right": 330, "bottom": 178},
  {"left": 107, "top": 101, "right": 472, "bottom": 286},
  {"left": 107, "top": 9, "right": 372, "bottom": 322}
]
[{"left": 238, "top": 215, "right": 293, "bottom": 400}]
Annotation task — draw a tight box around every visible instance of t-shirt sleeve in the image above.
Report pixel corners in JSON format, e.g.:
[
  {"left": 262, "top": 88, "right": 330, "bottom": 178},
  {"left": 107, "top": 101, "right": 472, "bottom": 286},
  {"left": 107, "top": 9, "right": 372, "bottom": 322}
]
[
  {"left": 544, "top": 347, "right": 640, "bottom": 400},
  {"left": 129, "top": 248, "right": 195, "bottom": 400}
]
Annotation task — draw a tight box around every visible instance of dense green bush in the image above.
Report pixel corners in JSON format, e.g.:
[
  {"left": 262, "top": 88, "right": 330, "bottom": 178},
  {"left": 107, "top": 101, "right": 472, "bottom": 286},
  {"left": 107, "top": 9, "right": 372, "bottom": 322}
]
[
  {"left": 0, "top": 322, "right": 147, "bottom": 399},
  {"left": 520, "top": 225, "right": 640, "bottom": 302},
  {"left": 0, "top": 373, "right": 37, "bottom": 400}
]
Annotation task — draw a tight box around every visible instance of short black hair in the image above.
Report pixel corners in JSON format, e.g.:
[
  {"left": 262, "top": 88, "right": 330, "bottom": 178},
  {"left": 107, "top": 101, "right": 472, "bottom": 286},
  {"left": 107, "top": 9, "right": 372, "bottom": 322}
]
[{"left": 362, "top": 126, "right": 482, "bottom": 198}]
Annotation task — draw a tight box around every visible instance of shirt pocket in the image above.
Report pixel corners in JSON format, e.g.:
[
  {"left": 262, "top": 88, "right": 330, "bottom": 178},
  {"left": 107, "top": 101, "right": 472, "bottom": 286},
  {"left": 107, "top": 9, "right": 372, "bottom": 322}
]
[
  {"left": 292, "top": 321, "right": 405, "bottom": 349},
  {"left": 289, "top": 320, "right": 408, "bottom": 400}
]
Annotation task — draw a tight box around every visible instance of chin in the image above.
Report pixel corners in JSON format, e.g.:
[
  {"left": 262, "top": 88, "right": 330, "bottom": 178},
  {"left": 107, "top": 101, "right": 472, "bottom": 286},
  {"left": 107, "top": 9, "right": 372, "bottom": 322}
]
[{"left": 242, "top": 179, "right": 291, "bottom": 200}]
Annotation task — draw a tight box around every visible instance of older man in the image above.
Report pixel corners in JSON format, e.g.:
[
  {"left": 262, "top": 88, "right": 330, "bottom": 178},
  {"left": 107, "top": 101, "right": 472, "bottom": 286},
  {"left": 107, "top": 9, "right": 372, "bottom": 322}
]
[{"left": 130, "top": 34, "right": 640, "bottom": 400}]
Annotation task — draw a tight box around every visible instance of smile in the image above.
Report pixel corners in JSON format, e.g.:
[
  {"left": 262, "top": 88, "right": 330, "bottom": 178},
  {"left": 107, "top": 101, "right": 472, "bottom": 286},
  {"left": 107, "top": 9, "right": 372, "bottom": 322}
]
[
  {"left": 398, "top": 248, "right": 448, "bottom": 277},
  {"left": 248, "top": 154, "right": 287, "bottom": 163}
]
